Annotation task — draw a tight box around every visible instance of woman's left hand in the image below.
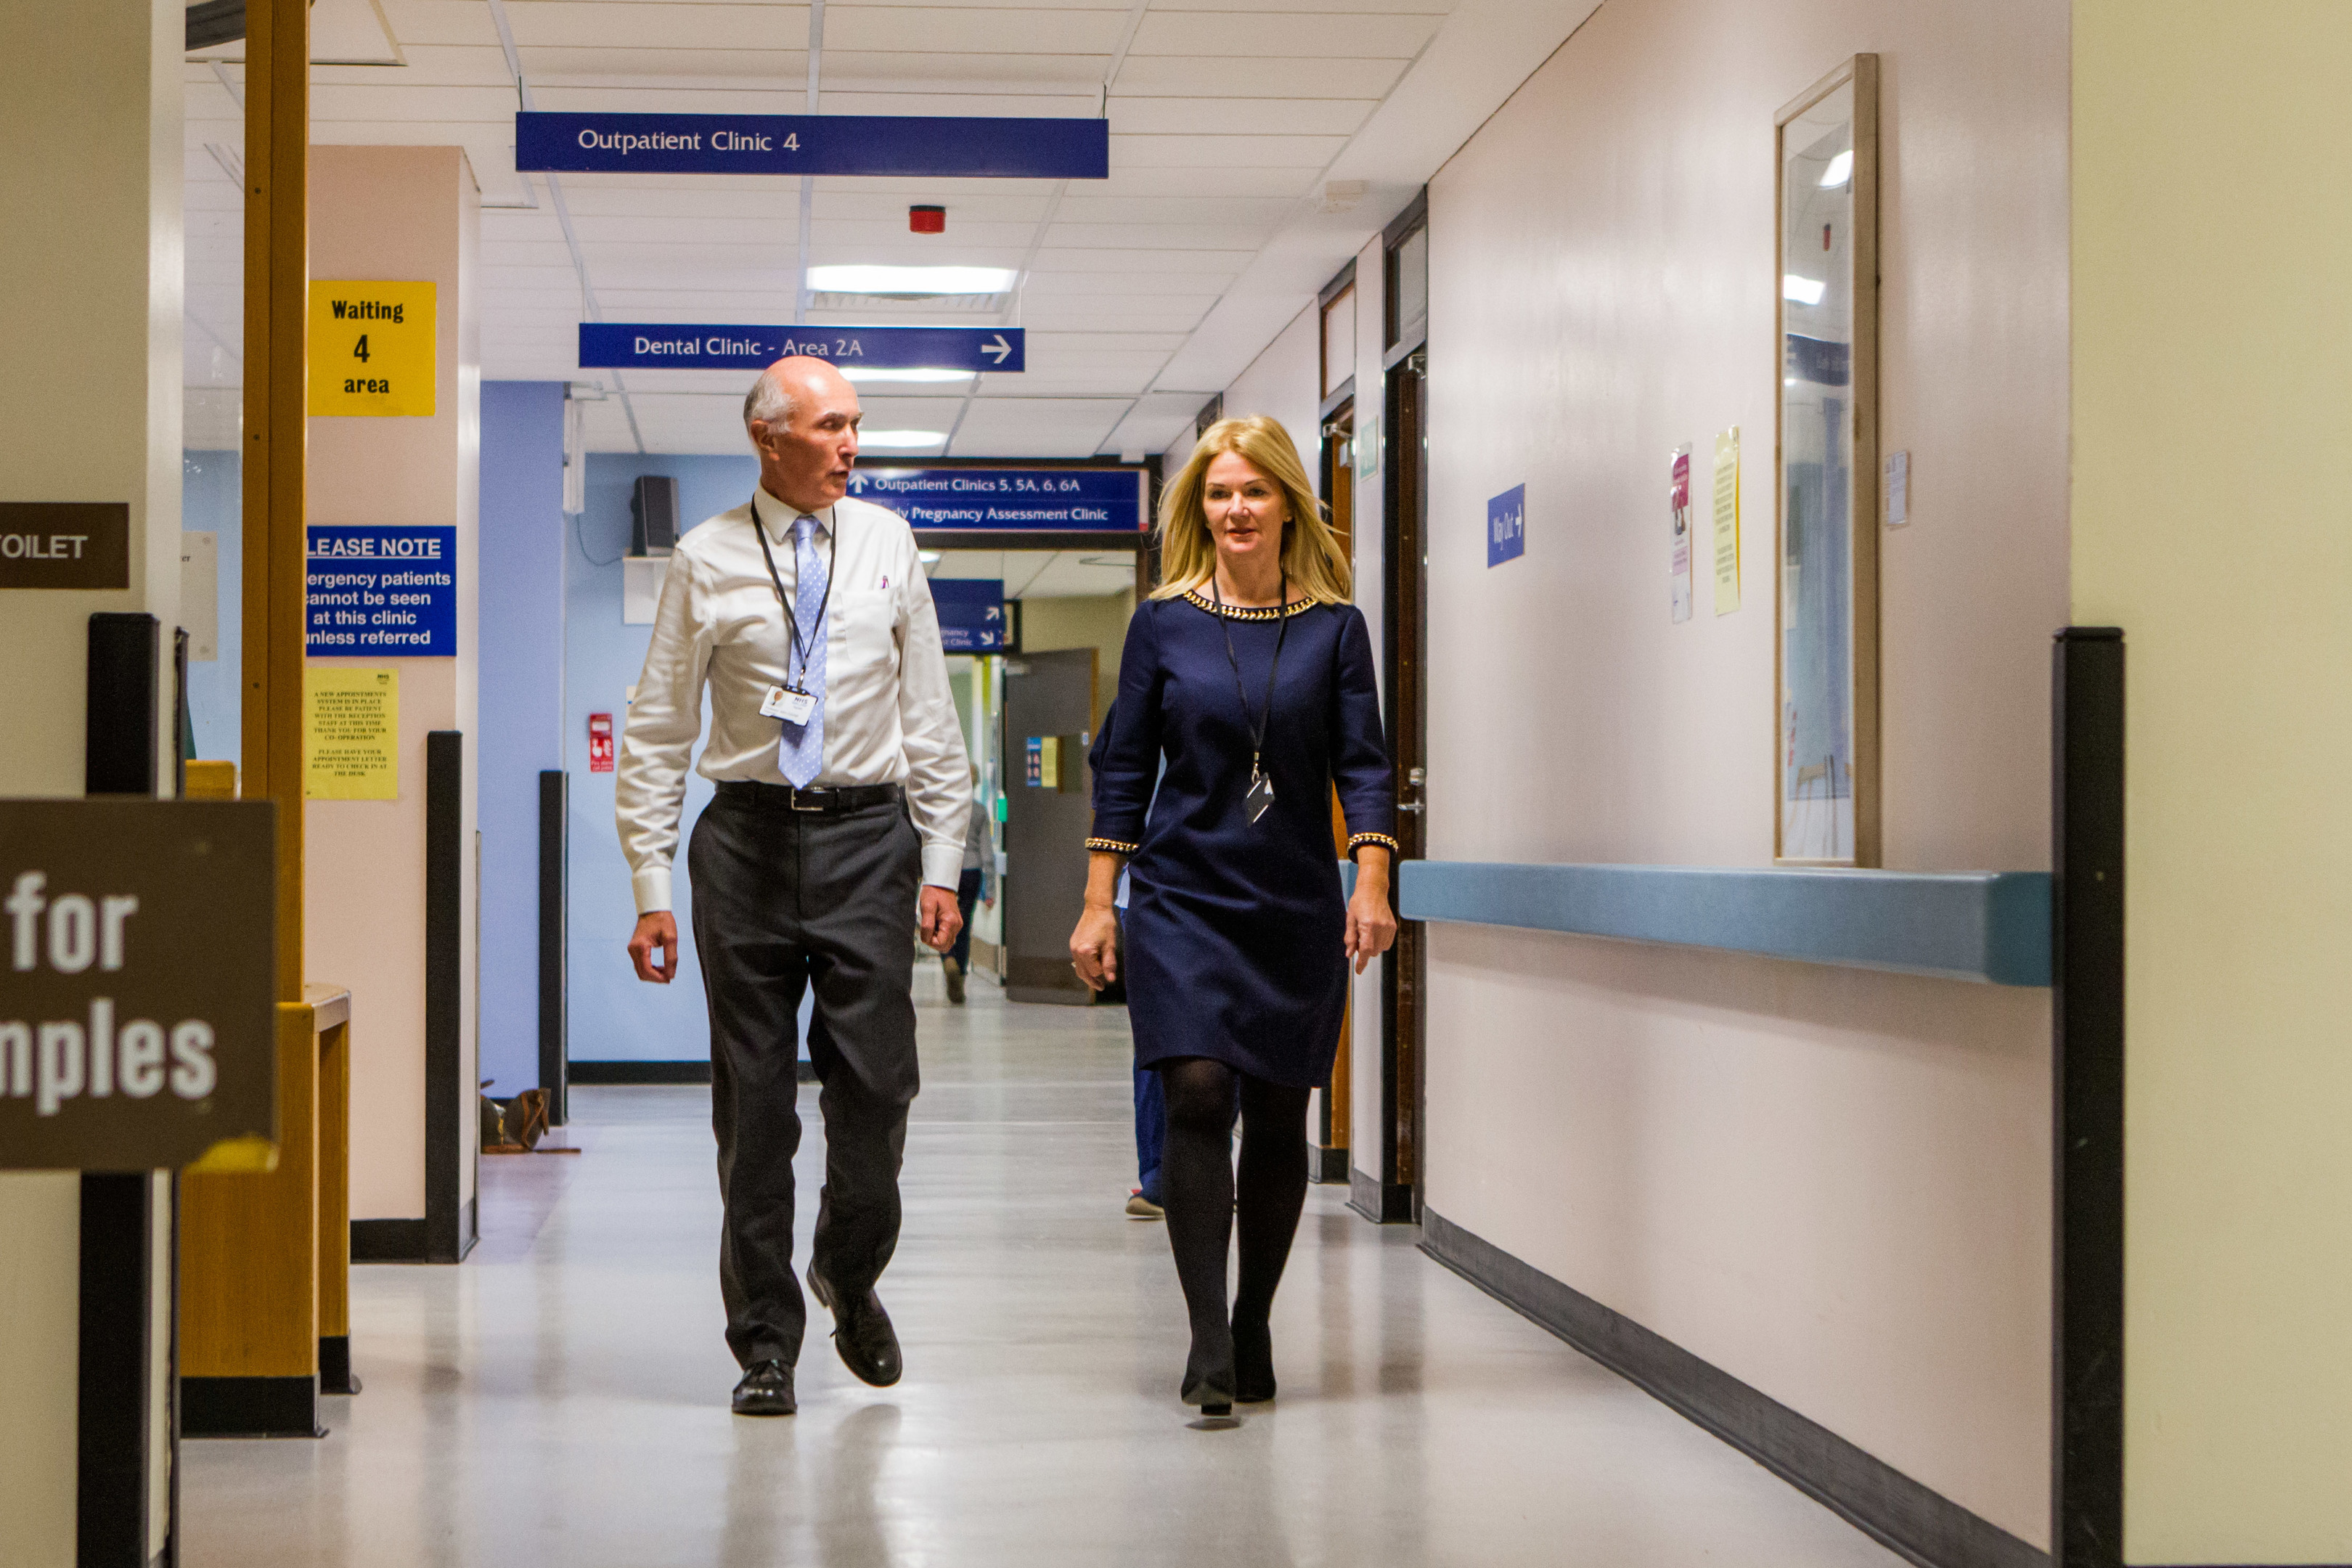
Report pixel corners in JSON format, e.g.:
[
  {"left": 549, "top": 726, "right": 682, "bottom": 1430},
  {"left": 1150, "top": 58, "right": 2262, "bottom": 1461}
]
[{"left": 1345, "top": 847, "right": 1398, "bottom": 975}]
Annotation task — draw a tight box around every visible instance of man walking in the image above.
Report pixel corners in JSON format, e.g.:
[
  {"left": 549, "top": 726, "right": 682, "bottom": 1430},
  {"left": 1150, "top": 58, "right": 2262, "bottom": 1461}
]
[{"left": 616, "top": 356, "right": 970, "bottom": 1416}]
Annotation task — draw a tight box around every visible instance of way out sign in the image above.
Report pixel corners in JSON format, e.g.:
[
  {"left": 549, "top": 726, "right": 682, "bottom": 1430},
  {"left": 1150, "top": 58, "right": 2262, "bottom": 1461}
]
[
  {"left": 309, "top": 281, "right": 436, "bottom": 417},
  {"left": 1, "top": 801, "right": 277, "bottom": 1170}
]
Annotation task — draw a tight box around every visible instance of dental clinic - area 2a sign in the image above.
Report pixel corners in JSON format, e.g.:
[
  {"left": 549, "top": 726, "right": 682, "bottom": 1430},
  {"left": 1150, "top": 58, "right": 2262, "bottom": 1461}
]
[{"left": 1, "top": 801, "right": 277, "bottom": 1170}]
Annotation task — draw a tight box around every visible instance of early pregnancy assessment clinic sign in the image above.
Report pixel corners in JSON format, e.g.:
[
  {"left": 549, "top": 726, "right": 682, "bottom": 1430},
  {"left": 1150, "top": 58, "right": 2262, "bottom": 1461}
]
[{"left": 307, "top": 526, "right": 457, "bottom": 655}]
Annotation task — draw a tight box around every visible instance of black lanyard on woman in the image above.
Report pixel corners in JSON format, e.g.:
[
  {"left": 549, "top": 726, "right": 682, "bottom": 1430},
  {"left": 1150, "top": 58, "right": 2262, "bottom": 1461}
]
[
  {"left": 750, "top": 497, "right": 836, "bottom": 692},
  {"left": 1209, "top": 570, "right": 1288, "bottom": 823}
]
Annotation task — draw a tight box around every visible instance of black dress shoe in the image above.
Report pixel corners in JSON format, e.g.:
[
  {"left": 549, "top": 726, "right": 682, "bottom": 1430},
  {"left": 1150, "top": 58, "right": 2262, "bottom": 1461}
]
[
  {"left": 1231, "top": 1320, "right": 1275, "bottom": 1404},
  {"left": 1181, "top": 1328, "right": 1236, "bottom": 1416},
  {"left": 732, "top": 1359, "right": 796, "bottom": 1416},
  {"left": 809, "top": 1265, "right": 903, "bottom": 1387}
]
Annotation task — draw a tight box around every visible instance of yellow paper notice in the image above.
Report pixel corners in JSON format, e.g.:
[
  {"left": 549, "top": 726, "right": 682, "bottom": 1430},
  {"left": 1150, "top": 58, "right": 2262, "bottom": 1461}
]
[
  {"left": 306, "top": 667, "right": 400, "bottom": 800},
  {"left": 309, "top": 281, "right": 436, "bottom": 417},
  {"left": 1711, "top": 426, "right": 1741, "bottom": 615}
]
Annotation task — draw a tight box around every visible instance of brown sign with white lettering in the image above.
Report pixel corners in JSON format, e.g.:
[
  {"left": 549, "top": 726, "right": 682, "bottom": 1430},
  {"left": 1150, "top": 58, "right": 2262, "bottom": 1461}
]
[
  {"left": 0, "top": 502, "right": 131, "bottom": 589},
  {"left": 1, "top": 800, "right": 277, "bottom": 1170}
]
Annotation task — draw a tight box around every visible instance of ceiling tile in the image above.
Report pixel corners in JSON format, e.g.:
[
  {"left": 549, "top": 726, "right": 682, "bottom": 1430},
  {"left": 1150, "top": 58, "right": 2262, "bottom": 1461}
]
[
  {"left": 1128, "top": 10, "right": 1440, "bottom": 57},
  {"left": 1110, "top": 97, "right": 1374, "bottom": 137},
  {"left": 1109, "top": 133, "right": 1347, "bottom": 168}
]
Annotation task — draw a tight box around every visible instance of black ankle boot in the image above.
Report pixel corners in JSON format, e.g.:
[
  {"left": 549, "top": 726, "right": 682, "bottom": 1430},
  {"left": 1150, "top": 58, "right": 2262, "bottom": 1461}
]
[
  {"left": 1231, "top": 1320, "right": 1275, "bottom": 1403},
  {"left": 1181, "top": 1326, "right": 1236, "bottom": 1415}
]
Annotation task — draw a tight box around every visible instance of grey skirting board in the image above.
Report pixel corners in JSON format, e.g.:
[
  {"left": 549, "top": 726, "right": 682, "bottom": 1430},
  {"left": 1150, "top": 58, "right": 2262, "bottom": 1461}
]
[
  {"left": 1397, "top": 861, "right": 2052, "bottom": 986},
  {"left": 1421, "top": 1209, "right": 2047, "bottom": 1568}
]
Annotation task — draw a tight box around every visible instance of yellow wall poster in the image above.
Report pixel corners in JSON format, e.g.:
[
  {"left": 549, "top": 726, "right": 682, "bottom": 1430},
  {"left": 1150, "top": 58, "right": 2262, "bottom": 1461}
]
[
  {"left": 308, "top": 280, "right": 436, "bottom": 417},
  {"left": 1711, "top": 425, "right": 1741, "bottom": 616},
  {"left": 306, "top": 667, "right": 399, "bottom": 800}
]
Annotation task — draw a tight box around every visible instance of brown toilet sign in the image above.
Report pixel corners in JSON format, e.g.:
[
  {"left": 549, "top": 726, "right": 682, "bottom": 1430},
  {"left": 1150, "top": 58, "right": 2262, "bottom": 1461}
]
[{"left": 1, "top": 800, "right": 276, "bottom": 1169}]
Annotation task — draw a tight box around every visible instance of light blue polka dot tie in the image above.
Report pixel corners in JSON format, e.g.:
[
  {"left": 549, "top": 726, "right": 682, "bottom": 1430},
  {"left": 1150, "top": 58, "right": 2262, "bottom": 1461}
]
[{"left": 777, "top": 514, "right": 827, "bottom": 788}]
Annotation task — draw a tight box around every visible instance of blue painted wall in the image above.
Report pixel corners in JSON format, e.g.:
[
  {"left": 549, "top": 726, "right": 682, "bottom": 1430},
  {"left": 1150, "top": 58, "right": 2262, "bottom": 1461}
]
[
  {"left": 181, "top": 451, "right": 242, "bottom": 766},
  {"left": 566, "top": 452, "right": 762, "bottom": 1062},
  {"left": 478, "top": 382, "right": 569, "bottom": 1093}
]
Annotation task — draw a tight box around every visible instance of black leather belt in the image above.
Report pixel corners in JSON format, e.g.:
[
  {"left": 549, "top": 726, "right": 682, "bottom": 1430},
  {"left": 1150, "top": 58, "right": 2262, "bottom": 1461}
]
[{"left": 715, "top": 779, "right": 903, "bottom": 814}]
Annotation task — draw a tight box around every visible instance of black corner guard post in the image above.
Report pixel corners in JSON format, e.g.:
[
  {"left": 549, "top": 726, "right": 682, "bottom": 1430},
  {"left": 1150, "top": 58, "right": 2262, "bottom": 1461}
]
[
  {"left": 425, "top": 731, "right": 474, "bottom": 1263},
  {"left": 2052, "top": 629, "right": 2125, "bottom": 1568},
  {"left": 539, "top": 769, "right": 569, "bottom": 1126}
]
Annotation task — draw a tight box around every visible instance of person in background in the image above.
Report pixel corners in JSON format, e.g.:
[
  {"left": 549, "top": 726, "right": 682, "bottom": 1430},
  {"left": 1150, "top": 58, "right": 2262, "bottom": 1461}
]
[
  {"left": 1090, "top": 706, "right": 1166, "bottom": 1221},
  {"left": 1070, "top": 415, "right": 1397, "bottom": 1416},
  {"left": 617, "top": 355, "right": 971, "bottom": 1418},
  {"left": 943, "top": 769, "right": 992, "bottom": 1004}
]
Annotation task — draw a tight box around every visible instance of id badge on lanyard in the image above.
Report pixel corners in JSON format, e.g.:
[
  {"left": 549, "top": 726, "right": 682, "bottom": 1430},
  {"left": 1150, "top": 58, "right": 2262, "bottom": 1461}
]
[
  {"left": 760, "top": 685, "right": 817, "bottom": 726},
  {"left": 750, "top": 497, "right": 834, "bottom": 731},
  {"left": 1212, "top": 571, "right": 1290, "bottom": 829},
  {"left": 1243, "top": 767, "right": 1275, "bottom": 823}
]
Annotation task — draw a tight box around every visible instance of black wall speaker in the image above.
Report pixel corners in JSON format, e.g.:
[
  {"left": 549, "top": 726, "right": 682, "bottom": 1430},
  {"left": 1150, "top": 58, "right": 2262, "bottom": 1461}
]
[
  {"left": 630, "top": 475, "right": 679, "bottom": 556},
  {"left": 86, "top": 612, "right": 159, "bottom": 796}
]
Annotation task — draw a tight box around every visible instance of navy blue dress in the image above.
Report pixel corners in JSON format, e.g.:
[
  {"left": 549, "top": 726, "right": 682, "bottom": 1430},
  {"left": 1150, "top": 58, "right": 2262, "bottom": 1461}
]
[{"left": 1088, "top": 590, "right": 1396, "bottom": 1088}]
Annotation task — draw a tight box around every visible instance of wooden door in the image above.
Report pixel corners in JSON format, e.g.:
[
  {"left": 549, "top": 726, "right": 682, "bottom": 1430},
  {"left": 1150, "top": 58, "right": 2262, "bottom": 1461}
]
[
  {"left": 1369, "top": 351, "right": 1427, "bottom": 1223},
  {"left": 1317, "top": 403, "right": 1356, "bottom": 1183}
]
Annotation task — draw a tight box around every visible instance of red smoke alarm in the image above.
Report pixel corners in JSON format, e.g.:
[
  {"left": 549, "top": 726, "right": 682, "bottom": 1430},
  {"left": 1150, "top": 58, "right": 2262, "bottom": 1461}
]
[{"left": 910, "top": 205, "right": 945, "bottom": 234}]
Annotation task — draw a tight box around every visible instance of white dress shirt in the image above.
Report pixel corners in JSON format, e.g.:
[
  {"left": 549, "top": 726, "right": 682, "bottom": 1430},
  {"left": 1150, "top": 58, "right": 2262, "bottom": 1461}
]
[{"left": 616, "top": 486, "right": 971, "bottom": 912}]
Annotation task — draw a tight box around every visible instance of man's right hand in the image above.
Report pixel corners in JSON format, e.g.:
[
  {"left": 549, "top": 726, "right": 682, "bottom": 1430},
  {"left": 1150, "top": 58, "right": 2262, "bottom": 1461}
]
[{"left": 629, "top": 912, "right": 679, "bottom": 984}]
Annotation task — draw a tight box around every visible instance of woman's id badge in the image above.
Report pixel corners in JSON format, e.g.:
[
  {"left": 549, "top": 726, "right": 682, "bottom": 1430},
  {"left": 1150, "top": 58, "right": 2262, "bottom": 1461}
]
[
  {"left": 1244, "top": 768, "right": 1275, "bottom": 823},
  {"left": 761, "top": 684, "right": 817, "bottom": 726}
]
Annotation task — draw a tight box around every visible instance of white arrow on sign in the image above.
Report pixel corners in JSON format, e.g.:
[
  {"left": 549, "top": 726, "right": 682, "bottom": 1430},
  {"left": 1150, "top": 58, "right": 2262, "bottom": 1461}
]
[
  {"left": 981, "top": 334, "right": 1013, "bottom": 364},
  {"left": 847, "top": 473, "right": 870, "bottom": 493}
]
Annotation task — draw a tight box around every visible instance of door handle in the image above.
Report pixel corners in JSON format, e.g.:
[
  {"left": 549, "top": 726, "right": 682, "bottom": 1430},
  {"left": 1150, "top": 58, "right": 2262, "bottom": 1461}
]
[{"left": 1397, "top": 801, "right": 1424, "bottom": 814}]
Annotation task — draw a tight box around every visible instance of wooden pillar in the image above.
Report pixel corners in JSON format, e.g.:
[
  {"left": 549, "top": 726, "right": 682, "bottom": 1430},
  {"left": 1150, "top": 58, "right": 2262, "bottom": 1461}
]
[
  {"left": 179, "top": 0, "right": 319, "bottom": 1438},
  {"left": 242, "top": 0, "right": 310, "bottom": 997}
]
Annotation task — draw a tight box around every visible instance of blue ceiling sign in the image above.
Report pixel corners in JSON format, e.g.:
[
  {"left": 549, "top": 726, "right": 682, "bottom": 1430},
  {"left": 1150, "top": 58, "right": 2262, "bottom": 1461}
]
[
  {"left": 515, "top": 113, "right": 1110, "bottom": 180},
  {"left": 849, "top": 467, "right": 1148, "bottom": 534},
  {"left": 579, "top": 324, "right": 1023, "bottom": 373},
  {"left": 928, "top": 579, "right": 1007, "bottom": 653}
]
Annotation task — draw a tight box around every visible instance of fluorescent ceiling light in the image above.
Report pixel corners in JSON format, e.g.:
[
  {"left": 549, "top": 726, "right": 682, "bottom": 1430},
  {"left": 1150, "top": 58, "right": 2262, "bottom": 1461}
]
[
  {"left": 842, "top": 367, "right": 975, "bottom": 384},
  {"left": 857, "top": 429, "right": 947, "bottom": 449},
  {"left": 807, "top": 265, "right": 1015, "bottom": 296},
  {"left": 1782, "top": 274, "right": 1826, "bottom": 306},
  {"left": 918, "top": 550, "right": 943, "bottom": 564},
  {"left": 1819, "top": 150, "right": 1853, "bottom": 188}
]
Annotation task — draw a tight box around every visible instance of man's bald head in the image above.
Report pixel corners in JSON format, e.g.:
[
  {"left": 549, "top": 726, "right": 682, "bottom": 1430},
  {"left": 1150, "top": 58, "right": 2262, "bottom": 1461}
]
[
  {"left": 744, "top": 355, "right": 854, "bottom": 430},
  {"left": 746, "top": 356, "right": 863, "bottom": 513}
]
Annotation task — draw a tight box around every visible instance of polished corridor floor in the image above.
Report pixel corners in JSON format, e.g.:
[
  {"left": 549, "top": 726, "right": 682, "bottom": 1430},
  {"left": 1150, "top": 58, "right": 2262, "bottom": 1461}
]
[{"left": 184, "top": 972, "right": 1907, "bottom": 1568}]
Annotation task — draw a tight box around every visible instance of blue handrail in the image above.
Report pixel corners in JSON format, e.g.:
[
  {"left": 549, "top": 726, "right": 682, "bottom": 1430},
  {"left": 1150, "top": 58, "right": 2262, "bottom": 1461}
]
[{"left": 1396, "top": 861, "right": 2053, "bottom": 987}]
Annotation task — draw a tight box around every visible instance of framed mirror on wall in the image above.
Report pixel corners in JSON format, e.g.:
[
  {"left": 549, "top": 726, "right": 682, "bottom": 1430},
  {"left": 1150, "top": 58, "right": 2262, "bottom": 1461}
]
[{"left": 1775, "top": 54, "right": 1880, "bottom": 866}]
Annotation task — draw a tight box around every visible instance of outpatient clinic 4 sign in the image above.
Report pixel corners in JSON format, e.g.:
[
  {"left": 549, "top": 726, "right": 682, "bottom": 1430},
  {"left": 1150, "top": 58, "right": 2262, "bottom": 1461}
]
[
  {"left": 515, "top": 113, "right": 1108, "bottom": 179},
  {"left": 307, "top": 526, "right": 457, "bottom": 655}
]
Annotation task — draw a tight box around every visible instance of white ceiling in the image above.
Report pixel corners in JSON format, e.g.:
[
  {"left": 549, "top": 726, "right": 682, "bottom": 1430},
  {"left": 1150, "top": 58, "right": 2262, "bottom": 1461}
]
[{"left": 181, "top": 0, "right": 1600, "bottom": 460}]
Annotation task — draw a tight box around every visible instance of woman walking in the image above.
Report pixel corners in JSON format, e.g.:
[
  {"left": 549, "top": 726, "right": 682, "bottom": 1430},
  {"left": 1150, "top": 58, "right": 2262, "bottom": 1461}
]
[{"left": 1070, "top": 415, "right": 1397, "bottom": 1414}]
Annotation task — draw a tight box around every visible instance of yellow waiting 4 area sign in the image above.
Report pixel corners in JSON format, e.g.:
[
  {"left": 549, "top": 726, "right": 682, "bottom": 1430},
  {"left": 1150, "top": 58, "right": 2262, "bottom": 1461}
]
[{"left": 309, "top": 280, "right": 436, "bottom": 416}]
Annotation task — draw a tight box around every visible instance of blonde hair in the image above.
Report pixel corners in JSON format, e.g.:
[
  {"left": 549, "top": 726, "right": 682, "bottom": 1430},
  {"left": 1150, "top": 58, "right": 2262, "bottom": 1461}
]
[{"left": 1152, "top": 415, "right": 1350, "bottom": 605}]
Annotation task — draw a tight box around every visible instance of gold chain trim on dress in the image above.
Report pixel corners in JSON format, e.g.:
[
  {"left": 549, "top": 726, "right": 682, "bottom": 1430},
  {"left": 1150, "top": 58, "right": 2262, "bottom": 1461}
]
[
  {"left": 1085, "top": 837, "right": 1139, "bottom": 854},
  {"left": 1180, "top": 588, "right": 1318, "bottom": 621},
  {"left": 1348, "top": 833, "right": 1400, "bottom": 855}
]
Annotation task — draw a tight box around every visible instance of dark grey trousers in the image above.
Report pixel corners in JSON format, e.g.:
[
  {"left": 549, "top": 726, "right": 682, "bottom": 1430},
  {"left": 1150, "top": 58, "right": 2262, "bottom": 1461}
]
[{"left": 687, "top": 788, "right": 923, "bottom": 1368}]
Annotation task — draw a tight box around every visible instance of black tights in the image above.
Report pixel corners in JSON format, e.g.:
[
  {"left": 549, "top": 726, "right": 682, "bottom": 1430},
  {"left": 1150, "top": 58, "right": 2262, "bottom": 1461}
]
[{"left": 1157, "top": 1058, "right": 1311, "bottom": 1371}]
